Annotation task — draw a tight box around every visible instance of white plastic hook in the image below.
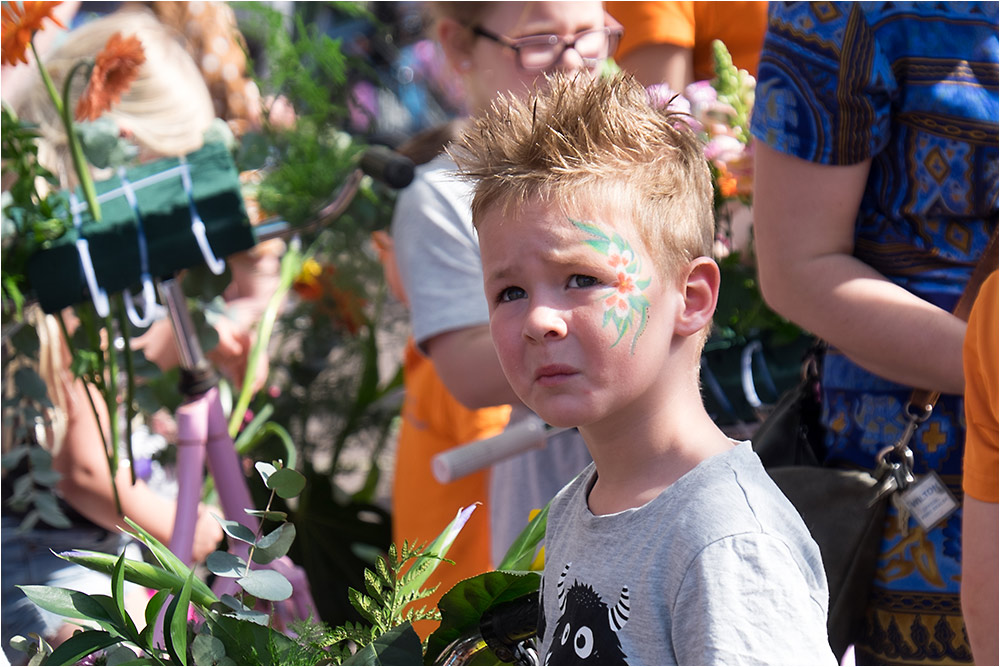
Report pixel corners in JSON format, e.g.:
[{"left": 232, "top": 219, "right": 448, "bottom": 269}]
[
  {"left": 123, "top": 276, "right": 165, "bottom": 328},
  {"left": 180, "top": 159, "right": 225, "bottom": 275},
  {"left": 118, "top": 169, "right": 165, "bottom": 328},
  {"left": 69, "top": 193, "right": 110, "bottom": 317}
]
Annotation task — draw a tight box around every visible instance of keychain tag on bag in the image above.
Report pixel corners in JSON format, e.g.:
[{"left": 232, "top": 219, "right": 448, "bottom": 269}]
[{"left": 898, "top": 470, "right": 959, "bottom": 531}]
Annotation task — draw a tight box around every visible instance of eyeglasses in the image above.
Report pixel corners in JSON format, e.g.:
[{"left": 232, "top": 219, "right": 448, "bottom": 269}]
[{"left": 471, "top": 25, "right": 623, "bottom": 71}]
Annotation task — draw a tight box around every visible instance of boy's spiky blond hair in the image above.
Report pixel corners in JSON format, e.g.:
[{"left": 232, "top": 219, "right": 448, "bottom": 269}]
[{"left": 450, "top": 71, "right": 715, "bottom": 282}]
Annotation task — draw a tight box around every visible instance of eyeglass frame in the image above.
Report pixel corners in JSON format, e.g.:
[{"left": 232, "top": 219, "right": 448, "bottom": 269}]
[{"left": 470, "top": 24, "right": 624, "bottom": 71}]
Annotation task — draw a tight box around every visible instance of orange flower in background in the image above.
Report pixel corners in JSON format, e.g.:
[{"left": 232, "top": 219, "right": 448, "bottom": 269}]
[
  {"left": 74, "top": 31, "right": 145, "bottom": 121},
  {"left": 716, "top": 167, "right": 738, "bottom": 199},
  {"left": 1, "top": 1, "right": 64, "bottom": 67}
]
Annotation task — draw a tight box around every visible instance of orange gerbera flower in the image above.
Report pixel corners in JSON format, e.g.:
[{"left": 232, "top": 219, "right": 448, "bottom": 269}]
[
  {"left": 74, "top": 31, "right": 145, "bottom": 122},
  {"left": 1, "top": 1, "right": 64, "bottom": 67}
]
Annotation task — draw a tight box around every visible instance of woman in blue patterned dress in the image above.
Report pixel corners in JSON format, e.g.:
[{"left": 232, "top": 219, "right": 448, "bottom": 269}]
[{"left": 750, "top": 2, "right": 998, "bottom": 665}]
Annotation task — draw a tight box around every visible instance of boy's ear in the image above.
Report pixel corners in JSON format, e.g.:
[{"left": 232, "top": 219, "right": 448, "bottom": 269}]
[
  {"left": 436, "top": 17, "right": 475, "bottom": 74},
  {"left": 674, "top": 257, "right": 720, "bottom": 337}
]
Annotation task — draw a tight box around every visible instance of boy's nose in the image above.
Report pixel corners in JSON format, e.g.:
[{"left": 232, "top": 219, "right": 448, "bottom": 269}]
[{"left": 523, "top": 304, "right": 568, "bottom": 342}]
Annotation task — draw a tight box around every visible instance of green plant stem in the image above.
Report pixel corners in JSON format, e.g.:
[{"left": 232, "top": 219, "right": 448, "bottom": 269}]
[
  {"left": 227, "top": 246, "right": 302, "bottom": 437},
  {"left": 56, "top": 312, "right": 109, "bottom": 456},
  {"left": 102, "top": 309, "right": 122, "bottom": 514},
  {"left": 114, "top": 297, "right": 137, "bottom": 486},
  {"left": 57, "top": 58, "right": 102, "bottom": 223}
]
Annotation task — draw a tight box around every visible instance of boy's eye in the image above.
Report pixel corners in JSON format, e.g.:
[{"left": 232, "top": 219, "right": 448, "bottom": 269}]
[
  {"left": 568, "top": 274, "right": 600, "bottom": 289},
  {"left": 497, "top": 286, "right": 527, "bottom": 303}
]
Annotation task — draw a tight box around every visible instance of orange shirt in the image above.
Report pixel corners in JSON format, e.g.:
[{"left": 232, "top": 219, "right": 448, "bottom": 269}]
[
  {"left": 963, "top": 270, "right": 999, "bottom": 503},
  {"left": 607, "top": 1, "right": 768, "bottom": 81},
  {"left": 392, "top": 340, "right": 511, "bottom": 630}
]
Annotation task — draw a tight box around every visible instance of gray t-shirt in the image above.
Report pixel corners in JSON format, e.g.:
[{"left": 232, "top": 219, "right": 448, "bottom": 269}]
[
  {"left": 538, "top": 442, "right": 837, "bottom": 665},
  {"left": 391, "top": 155, "right": 591, "bottom": 564}
]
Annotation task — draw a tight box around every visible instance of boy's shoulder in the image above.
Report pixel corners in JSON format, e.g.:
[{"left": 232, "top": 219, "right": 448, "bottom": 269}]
[{"left": 548, "top": 443, "right": 811, "bottom": 551}]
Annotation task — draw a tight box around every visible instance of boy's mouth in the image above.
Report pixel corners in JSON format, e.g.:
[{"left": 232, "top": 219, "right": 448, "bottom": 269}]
[{"left": 534, "top": 364, "right": 579, "bottom": 386}]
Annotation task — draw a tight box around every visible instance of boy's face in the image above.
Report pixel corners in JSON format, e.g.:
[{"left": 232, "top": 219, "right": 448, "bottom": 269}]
[{"left": 480, "top": 197, "right": 684, "bottom": 430}]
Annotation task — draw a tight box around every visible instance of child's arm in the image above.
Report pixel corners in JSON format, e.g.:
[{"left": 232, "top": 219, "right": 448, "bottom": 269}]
[
  {"left": 54, "top": 380, "right": 223, "bottom": 563},
  {"left": 424, "top": 326, "right": 522, "bottom": 410}
]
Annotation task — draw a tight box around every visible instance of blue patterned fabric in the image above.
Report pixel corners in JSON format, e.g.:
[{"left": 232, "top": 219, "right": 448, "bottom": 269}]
[{"left": 751, "top": 2, "right": 998, "bottom": 664}]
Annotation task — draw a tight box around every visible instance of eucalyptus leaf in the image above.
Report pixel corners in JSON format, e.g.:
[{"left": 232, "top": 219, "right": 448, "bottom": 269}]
[
  {"left": 31, "top": 468, "right": 62, "bottom": 487},
  {"left": 264, "top": 467, "right": 306, "bottom": 499},
  {"left": 245, "top": 508, "right": 288, "bottom": 522},
  {"left": 192, "top": 633, "right": 228, "bottom": 664},
  {"left": 207, "top": 551, "right": 247, "bottom": 578},
  {"left": 213, "top": 515, "right": 257, "bottom": 545},
  {"left": 237, "top": 568, "right": 293, "bottom": 601},
  {"left": 14, "top": 367, "right": 48, "bottom": 402},
  {"left": 104, "top": 645, "right": 141, "bottom": 665},
  {"left": 254, "top": 461, "right": 277, "bottom": 484},
  {"left": 32, "top": 492, "right": 71, "bottom": 528},
  {"left": 252, "top": 523, "right": 296, "bottom": 564},
  {"left": 76, "top": 117, "right": 139, "bottom": 169},
  {"left": 1, "top": 445, "right": 29, "bottom": 469}
]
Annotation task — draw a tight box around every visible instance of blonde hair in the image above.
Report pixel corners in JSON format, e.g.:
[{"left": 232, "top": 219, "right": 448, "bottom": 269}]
[
  {"left": 18, "top": 8, "right": 214, "bottom": 187},
  {"left": 450, "top": 71, "right": 714, "bottom": 282}
]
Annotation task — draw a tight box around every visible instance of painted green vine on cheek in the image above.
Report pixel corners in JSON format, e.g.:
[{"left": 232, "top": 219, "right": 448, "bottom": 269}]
[{"left": 571, "top": 219, "right": 650, "bottom": 354}]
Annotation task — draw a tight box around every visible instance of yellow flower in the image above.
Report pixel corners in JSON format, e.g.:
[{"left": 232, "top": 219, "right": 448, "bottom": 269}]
[
  {"left": 74, "top": 31, "right": 145, "bottom": 122},
  {"left": 1, "top": 1, "right": 64, "bottom": 67}
]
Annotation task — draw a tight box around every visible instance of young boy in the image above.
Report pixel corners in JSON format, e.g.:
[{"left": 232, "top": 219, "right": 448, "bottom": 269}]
[{"left": 451, "top": 72, "right": 837, "bottom": 665}]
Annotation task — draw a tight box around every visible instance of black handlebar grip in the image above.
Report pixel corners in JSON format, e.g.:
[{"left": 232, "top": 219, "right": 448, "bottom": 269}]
[
  {"left": 360, "top": 145, "right": 415, "bottom": 189},
  {"left": 480, "top": 591, "right": 539, "bottom": 663}
]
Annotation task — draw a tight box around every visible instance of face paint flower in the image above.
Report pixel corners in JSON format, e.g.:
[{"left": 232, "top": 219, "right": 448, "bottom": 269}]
[
  {"left": 1, "top": 1, "right": 64, "bottom": 67},
  {"left": 573, "top": 219, "right": 651, "bottom": 353},
  {"left": 74, "top": 31, "right": 146, "bottom": 122}
]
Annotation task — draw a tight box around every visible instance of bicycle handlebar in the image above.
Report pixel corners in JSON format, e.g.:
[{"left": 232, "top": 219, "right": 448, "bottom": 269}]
[
  {"left": 432, "top": 414, "right": 569, "bottom": 483},
  {"left": 254, "top": 146, "right": 414, "bottom": 243},
  {"left": 436, "top": 592, "right": 540, "bottom": 666}
]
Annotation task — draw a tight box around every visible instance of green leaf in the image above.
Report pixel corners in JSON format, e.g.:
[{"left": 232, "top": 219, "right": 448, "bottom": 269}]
[
  {"left": 141, "top": 589, "right": 170, "bottom": 647},
  {"left": 343, "top": 622, "right": 424, "bottom": 666},
  {"left": 424, "top": 571, "right": 541, "bottom": 665},
  {"left": 191, "top": 633, "right": 227, "bottom": 665},
  {"left": 206, "top": 551, "right": 247, "bottom": 578},
  {"left": 43, "top": 629, "right": 121, "bottom": 666},
  {"left": 237, "top": 568, "right": 293, "bottom": 601},
  {"left": 166, "top": 571, "right": 195, "bottom": 666},
  {"left": 110, "top": 553, "right": 139, "bottom": 641},
  {"left": 214, "top": 515, "right": 256, "bottom": 545},
  {"left": 398, "top": 504, "right": 477, "bottom": 601},
  {"left": 497, "top": 502, "right": 549, "bottom": 572},
  {"left": 252, "top": 524, "right": 296, "bottom": 564},
  {"left": 121, "top": 518, "right": 200, "bottom": 586},
  {"left": 17, "top": 586, "right": 119, "bottom": 628},
  {"left": 265, "top": 468, "right": 305, "bottom": 499},
  {"left": 56, "top": 549, "right": 217, "bottom": 608}
]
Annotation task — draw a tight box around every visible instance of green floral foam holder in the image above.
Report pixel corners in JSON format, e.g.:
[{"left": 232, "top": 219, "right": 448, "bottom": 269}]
[{"left": 27, "top": 142, "right": 255, "bottom": 314}]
